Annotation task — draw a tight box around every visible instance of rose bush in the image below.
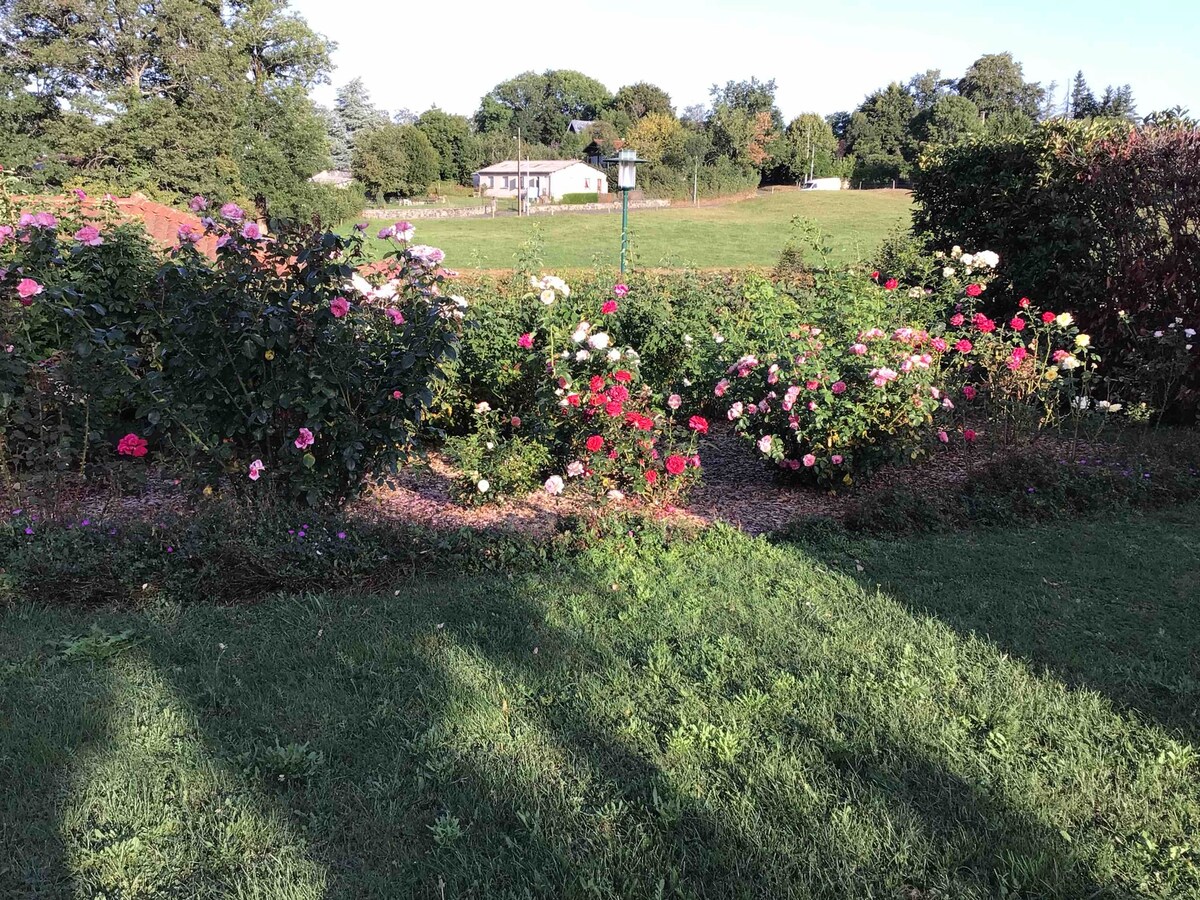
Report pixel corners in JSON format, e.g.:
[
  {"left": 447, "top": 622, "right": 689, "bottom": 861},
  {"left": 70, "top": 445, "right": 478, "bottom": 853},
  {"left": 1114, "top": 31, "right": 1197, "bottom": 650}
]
[{"left": 1, "top": 192, "right": 462, "bottom": 505}]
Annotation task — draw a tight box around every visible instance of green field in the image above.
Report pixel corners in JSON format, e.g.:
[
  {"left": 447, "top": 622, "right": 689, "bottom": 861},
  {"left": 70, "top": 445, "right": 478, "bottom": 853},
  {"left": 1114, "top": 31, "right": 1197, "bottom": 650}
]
[
  {"left": 360, "top": 190, "right": 913, "bottom": 270},
  {"left": 4, "top": 509, "right": 1199, "bottom": 898}
]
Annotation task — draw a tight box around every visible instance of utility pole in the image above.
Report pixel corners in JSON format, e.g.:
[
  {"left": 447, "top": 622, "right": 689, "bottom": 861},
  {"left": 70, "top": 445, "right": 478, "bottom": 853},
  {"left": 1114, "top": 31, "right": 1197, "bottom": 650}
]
[
  {"left": 693, "top": 161, "right": 698, "bottom": 207},
  {"left": 516, "top": 127, "right": 522, "bottom": 216}
]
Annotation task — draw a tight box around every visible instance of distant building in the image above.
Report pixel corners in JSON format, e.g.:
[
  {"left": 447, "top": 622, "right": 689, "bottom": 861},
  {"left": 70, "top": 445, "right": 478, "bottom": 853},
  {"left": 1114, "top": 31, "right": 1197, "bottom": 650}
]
[
  {"left": 472, "top": 160, "right": 608, "bottom": 201},
  {"left": 310, "top": 169, "right": 354, "bottom": 189},
  {"left": 567, "top": 119, "right": 595, "bottom": 134}
]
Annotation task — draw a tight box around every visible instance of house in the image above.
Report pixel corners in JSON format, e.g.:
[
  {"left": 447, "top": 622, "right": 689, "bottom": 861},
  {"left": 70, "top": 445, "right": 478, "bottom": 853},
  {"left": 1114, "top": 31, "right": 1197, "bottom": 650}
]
[
  {"left": 567, "top": 119, "right": 595, "bottom": 134},
  {"left": 472, "top": 160, "right": 609, "bottom": 201},
  {"left": 310, "top": 169, "right": 354, "bottom": 189}
]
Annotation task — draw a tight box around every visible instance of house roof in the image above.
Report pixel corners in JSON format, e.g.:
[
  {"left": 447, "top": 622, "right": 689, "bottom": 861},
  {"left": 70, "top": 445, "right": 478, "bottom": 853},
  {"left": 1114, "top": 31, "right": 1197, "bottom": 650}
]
[
  {"left": 474, "top": 159, "right": 603, "bottom": 176},
  {"left": 568, "top": 119, "right": 595, "bottom": 133}
]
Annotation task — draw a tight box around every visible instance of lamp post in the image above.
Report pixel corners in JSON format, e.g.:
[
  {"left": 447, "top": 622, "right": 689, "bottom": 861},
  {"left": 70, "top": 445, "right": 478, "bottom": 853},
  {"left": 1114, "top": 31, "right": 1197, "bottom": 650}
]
[{"left": 605, "top": 148, "right": 645, "bottom": 275}]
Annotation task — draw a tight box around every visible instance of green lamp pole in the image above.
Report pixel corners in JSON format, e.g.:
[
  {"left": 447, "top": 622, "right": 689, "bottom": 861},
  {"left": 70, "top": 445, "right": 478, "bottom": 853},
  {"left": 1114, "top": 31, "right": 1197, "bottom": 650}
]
[{"left": 605, "top": 148, "right": 644, "bottom": 275}]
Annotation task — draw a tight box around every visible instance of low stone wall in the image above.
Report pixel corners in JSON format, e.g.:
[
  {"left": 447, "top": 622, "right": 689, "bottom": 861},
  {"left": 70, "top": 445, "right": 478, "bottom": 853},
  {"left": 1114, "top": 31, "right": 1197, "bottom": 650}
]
[
  {"left": 363, "top": 205, "right": 497, "bottom": 220},
  {"left": 527, "top": 199, "right": 671, "bottom": 215}
]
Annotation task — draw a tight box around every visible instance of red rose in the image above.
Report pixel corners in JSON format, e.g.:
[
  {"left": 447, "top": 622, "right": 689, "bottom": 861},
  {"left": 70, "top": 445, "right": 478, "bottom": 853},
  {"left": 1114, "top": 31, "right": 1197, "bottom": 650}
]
[
  {"left": 963, "top": 429, "right": 977, "bottom": 442},
  {"left": 601, "top": 300, "right": 618, "bottom": 315},
  {"left": 609, "top": 384, "right": 629, "bottom": 402},
  {"left": 884, "top": 278, "right": 898, "bottom": 290},
  {"left": 1019, "top": 297, "right": 1031, "bottom": 308},
  {"left": 644, "top": 469, "right": 658, "bottom": 485},
  {"left": 963, "top": 385, "right": 977, "bottom": 400},
  {"left": 870, "top": 270, "right": 880, "bottom": 280},
  {"left": 613, "top": 370, "right": 632, "bottom": 383},
  {"left": 117, "top": 432, "right": 148, "bottom": 458},
  {"left": 949, "top": 313, "right": 965, "bottom": 326},
  {"left": 589, "top": 375, "right": 605, "bottom": 393},
  {"left": 965, "top": 283, "right": 982, "bottom": 297},
  {"left": 665, "top": 454, "right": 687, "bottom": 476},
  {"left": 1042, "top": 312, "right": 1055, "bottom": 323},
  {"left": 955, "top": 339, "right": 973, "bottom": 353},
  {"left": 688, "top": 415, "right": 709, "bottom": 434},
  {"left": 586, "top": 435, "right": 604, "bottom": 453},
  {"left": 567, "top": 393, "right": 581, "bottom": 407},
  {"left": 604, "top": 400, "right": 623, "bottom": 417},
  {"left": 1010, "top": 316, "right": 1026, "bottom": 331}
]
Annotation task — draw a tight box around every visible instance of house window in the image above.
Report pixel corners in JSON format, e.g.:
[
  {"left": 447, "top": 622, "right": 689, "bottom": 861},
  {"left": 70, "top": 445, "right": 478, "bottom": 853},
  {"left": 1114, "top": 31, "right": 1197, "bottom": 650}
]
[{"left": 584, "top": 178, "right": 590, "bottom": 188}]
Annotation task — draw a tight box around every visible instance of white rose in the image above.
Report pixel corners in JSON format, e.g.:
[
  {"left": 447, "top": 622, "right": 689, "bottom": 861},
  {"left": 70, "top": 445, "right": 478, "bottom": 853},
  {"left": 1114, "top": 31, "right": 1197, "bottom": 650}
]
[
  {"left": 1185, "top": 328, "right": 1196, "bottom": 338},
  {"left": 477, "top": 479, "right": 490, "bottom": 493},
  {"left": 1056, "top": 313, "right": 1074, "bottom": 327},
  {"left": 975, "top": 250, "right": 999, "bottom": 268},
  {"left": 943, "top": 267, "right": 956, "bottom": 278},
  {"left": 1075, "top": 334, "right": 1090, "bottom": 348},
  {"left": 606, "top": 349, "right": 621, "bottom": 362},
  {"left": 540, "top": 289, "right": 556, "bottom": 305},
  {"left": 475, "top": 402, "right": 491, "bottom": 413},
  {"left": 587, "top": 332, "right": 610, "bottom": 350},
  {"left": 575, "top": 349, "right": 591, "bottom": 361},
  {"left": 571, "top": 322, "right": 590, "bottom": 343},
  {"left": 960, "top": 253, "right": 974, "bottom": 266}
]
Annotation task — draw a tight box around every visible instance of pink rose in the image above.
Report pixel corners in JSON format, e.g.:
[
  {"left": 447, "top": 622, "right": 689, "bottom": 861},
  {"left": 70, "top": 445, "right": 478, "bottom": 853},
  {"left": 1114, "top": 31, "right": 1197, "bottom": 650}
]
[
  {"left": 518, "top": 332, "right": 534, "bottom": 349},
  {"left": 330, "top": 296, "right": 350, "bottom": 318},
  {"left": 241, "top": 221, "right": 262, "bottom": 240},
  {"left": 613, "top": 284, "right": 629, "bottom": 298},
  {"left": 16, "top": 278, "right": 43, "bottom": 303},
  {"left": 831, "top": 381, "right": 846, "bottom": 394},
  {"left": 294, "top": 427, "right": 314, "bottom": 450},
  {"left": 850, "top": 343, "right": 868, "bottom": 356},
  {"left": 831, "top": 454, "right": 843, "bottom": 464},
  {"left": 802, "top": 453, "right": 816, "bottom": 467},
  {"left": 73, "top": 225, "right": 103, "bottom": 246},
  {"left": 386, "top": 307, "right": 405, "bottom": 325}
]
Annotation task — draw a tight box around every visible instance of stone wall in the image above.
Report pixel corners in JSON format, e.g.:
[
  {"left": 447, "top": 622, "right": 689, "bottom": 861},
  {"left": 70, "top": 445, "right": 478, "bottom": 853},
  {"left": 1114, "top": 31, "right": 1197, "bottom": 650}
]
[
  {"left": 526, "top": 199, "right": 671, "bottom": 216},
  {"left": 362, "top": 204, "right": 498, "bottom": 220}
]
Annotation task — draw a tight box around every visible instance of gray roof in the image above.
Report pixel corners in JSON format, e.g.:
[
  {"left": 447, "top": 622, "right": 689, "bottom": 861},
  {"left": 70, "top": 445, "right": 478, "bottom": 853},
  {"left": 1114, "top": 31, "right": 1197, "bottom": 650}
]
[
  {"left": 474, "top": 159, "right": 602, "bottom": 175},
  {"left": 568, "top": 119, "right": 595, "bottom": 133}
]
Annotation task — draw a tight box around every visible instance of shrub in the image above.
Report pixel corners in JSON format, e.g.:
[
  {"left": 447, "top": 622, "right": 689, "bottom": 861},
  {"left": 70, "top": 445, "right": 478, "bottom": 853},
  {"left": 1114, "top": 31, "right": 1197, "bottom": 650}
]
[
  {"left": 447, "top": 403, "right": 550, "bottom": 502},
  {"left": 1, "top": 195, "right": 463, "bottom": 506},
  {"left": 915, "top": 121, "right": 1200, "bottom": 420},
  {"left": 559, "top": 192, "right": 600, "bottom": 205}
]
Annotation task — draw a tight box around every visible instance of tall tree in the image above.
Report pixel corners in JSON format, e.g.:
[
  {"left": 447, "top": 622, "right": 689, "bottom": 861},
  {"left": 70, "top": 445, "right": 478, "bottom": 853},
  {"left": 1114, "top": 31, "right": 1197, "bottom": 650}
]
[
  {"left": 779, "top": 113, "right": 838, "bottom": 181},
  {"left": 845, "top": 82, "right": 917, "bottom": 180},
  {"left": 352, "top": 123, "right": 438, "bottom": 200},
  {"left": 825, "top": 111, "right": 852, "bottom": 141},
  {"left": 911, "top": 94, "right": 983, "bottom": 146},
  {"left": 907, "top": 69, "right": 952, "bottom": 110},
  {"left": 956, "top": 52, "right": 1045, "bottom": 120},
  {"left": 612, "top": 82, "right": 673, "bottom": 121},
  {"left": 474, "top": 69, "right": 611, "bottom": 145},
  {"left": 415, "top": 108, "right": 480, "bottom": 185},
  {"left": 1069, "top": 71, "right": 1098, "bottom": 119},
  {"left": 709, "top": 77, "right": 782, "bottom": 129},
  {"left": 335, "top": 77, "right": 389, "bottom": 149},
  {"left": 1098, "top": 84, "right": 1138, "bottom": 121}
]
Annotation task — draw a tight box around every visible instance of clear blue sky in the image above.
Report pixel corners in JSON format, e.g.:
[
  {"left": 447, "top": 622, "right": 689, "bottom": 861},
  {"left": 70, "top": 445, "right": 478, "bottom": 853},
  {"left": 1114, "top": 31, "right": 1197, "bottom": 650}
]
[{"left": 293, "top": 0, "right": 1198, "bottom": 120}]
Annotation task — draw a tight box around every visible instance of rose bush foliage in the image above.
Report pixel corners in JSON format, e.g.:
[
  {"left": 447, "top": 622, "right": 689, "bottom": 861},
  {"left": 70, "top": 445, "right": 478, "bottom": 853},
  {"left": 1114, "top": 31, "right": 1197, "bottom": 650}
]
[{"left": 1, "top": 193, "right": 462, "bottom": 504}]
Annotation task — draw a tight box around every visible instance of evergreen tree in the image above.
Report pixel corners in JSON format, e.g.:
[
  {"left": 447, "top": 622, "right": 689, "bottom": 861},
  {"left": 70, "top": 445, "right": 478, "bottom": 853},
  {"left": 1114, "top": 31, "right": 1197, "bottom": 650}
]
[
  {"left": 335, "top": 77, "right": 390, "bottom": 152},
  {"left": 1069, "top": 71, "right": 1098, "bottom": 119}
]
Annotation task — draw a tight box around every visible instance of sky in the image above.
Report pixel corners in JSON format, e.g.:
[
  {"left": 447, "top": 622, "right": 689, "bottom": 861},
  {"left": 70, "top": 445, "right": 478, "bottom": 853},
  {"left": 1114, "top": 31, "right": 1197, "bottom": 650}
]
[{"left": 292, "top": 0, "right": 1199, "bottom": 121}]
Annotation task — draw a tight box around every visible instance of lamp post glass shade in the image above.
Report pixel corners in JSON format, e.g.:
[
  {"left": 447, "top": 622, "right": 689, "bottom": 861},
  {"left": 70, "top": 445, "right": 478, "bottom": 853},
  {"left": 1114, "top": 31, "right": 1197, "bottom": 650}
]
[
  {"left": 604, "top": 149, "right": 645, "bottom": 275},
  {"left": 606, "top": 148, "right": 645, "bottom": 191}
]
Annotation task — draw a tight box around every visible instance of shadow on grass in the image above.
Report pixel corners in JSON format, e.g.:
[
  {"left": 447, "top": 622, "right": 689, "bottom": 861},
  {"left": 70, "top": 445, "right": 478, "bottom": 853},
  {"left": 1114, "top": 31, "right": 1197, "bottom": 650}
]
[
  {"left": 786, "top": 508, "right": 1200, "bottom": 743},
  {"left": 8, "top": 513, "right": 1194, "bottom": 897}
]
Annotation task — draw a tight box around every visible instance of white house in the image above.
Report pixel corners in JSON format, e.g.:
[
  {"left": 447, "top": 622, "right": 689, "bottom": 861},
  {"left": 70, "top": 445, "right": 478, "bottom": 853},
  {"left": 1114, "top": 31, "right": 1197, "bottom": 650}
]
[{"left": 472, "top": 160, "right": 608, "bottom": 201}]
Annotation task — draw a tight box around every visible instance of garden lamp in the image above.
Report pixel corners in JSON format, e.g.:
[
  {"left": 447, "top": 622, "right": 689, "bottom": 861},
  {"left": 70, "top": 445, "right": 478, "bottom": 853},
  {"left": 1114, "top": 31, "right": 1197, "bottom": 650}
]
[{"left": 604, "top": 148, "right": 646, "bottom": 274}]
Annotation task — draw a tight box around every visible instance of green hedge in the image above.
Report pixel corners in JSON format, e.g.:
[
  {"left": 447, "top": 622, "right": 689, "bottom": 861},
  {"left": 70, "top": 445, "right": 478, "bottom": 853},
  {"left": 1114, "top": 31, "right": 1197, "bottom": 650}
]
[{"left": 558, "top": 192, "right": 600, "bottom": 205}]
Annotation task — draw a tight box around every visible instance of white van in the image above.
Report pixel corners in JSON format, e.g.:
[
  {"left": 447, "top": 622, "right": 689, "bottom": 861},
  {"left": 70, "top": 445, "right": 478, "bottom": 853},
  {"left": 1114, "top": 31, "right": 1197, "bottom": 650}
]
[{"left": 801, "top": 177, "right": 843, "bottom": 191}]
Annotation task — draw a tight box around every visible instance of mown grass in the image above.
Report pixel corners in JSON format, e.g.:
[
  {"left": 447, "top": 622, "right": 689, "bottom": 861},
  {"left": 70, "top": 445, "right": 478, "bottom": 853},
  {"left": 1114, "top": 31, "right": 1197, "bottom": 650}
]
[
  {"left": 2, "top": 508, "right": 1198, "bottom": 898},
  {"left": 356, "top": 190, "right": 913, "bottom": 270}
]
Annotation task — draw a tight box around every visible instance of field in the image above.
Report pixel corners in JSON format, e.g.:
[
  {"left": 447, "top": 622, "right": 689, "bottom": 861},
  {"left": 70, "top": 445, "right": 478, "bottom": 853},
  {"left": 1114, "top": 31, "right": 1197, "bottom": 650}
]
[
  {"left": 358, "top": 190, "right": 913, "bottom": 270},
  {"left": 4, "top": 508, "right": 1199, "bottom": 898}
]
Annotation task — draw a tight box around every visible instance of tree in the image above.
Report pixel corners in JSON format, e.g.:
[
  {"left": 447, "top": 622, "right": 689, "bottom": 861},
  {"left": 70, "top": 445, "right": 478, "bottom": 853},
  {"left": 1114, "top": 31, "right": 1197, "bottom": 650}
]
[
  {"left": 846, "top": 83, "right": 917, "bottom": 180},
  {"left": 612, "top": 82, "right": 673, "bottom": 121},
  {"left": 335, "top": 77, "right": 389, "bottom": 149},
  {"left": 318, "top": 105, "right": 352, "bottom": 169},
  {"left": 392, "top": 108, "right": 418, "bottom": 125},
  {"left": 474, "top": 70, "right": 611, "bottom": 145},
  {"left": 907, "top": 69, "right": 952, "bottom": 110},
  {"left": 956, "top": 52, "right": 1045, "bottom": 120},
  {"left": 709, "top": 77, "right": 782, "bottom": 129},
  {"left": 681, "top": 104, "right": 710, "bottom": 127},
  {"left": 1069, "top": 71, "right": 1098, "bottom": 119},
  {"left": 415, "top": 108, "right": 480, "bottom": 185},
  {"left": 779, "top": 113, "right": 838, "bottom": 181},
  {"left": 1098, "top": 85, "right": 1137, "bottom": 121},
  {"left": 625, "top": 112, "right": 684, "bottom": 166},
  {"left": 825, "top": 111, "right": 852, "bottom": 141},
  {"left": 352, "top": 124, "right": 439, "bottom": 200},
  {"left": 912, "top": 94, "right": 983, "bottom": 146}
]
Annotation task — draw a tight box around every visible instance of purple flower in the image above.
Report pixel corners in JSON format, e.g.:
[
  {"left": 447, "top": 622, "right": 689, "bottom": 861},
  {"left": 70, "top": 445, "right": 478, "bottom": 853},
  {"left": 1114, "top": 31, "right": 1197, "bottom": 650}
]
[
  {"left": 337, "top": 531, "right": 347, "bottom": 540},
  {"left": 24, "top": 527, "right": 33, "bottom": 535},
  {"left": 189, "top": 195, "right": 208, "bottom": 212},
  {"left": 220, "top": 202, "right": 244, "bottom": 222}
]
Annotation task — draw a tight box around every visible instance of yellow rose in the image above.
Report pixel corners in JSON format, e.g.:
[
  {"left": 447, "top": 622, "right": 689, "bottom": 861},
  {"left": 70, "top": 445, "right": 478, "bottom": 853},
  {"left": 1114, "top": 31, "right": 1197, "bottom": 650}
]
[
  {"left": 264, "top": 350, "right": 275, "bottom": 360},
  {"left": 1056, "top": 313, "right": 1073, "bottom": 327},
  {"left": 1075, "top": 334, "right": 1090, "bottom": 348},
  {"left": 1044, "top": 368, "right": 1059, "bottom": 381}
]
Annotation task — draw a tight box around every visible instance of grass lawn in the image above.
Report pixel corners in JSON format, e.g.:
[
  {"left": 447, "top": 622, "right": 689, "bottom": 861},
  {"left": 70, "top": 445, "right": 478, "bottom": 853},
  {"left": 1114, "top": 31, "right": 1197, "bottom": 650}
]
[
  {"left": 357, "top": 190, "right": 913, "bottom": 270},
  {"left": 3, "top": 508, "right": 1199, "bottom": 898}
]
